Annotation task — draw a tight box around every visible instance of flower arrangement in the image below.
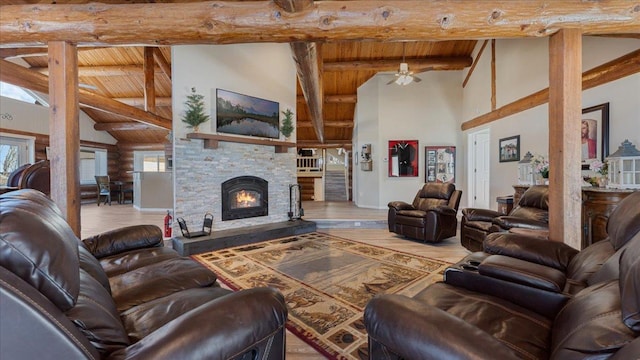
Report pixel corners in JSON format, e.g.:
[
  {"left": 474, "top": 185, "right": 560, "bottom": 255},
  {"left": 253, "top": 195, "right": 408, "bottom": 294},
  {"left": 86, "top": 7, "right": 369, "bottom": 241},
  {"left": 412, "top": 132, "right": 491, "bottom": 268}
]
[
  {"left": 589, "top": 159, "right": 608, "bottom": 176},
  {"left": 531, "top": 154, "right": 549, "bottom": 178}
]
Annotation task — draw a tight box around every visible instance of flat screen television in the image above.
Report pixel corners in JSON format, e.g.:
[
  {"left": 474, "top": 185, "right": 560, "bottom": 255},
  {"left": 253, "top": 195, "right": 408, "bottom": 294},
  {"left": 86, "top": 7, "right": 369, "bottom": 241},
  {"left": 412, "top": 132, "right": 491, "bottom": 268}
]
[{"left": 215, "top": 89, "right": 280, "bottom": 139}]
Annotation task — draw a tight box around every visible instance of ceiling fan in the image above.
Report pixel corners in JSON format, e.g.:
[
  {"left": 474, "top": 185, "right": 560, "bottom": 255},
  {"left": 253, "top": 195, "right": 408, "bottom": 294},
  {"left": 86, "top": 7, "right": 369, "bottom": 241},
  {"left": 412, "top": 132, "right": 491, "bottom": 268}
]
[{"left": 387, "top": 43, "right": 422, "bottom": 86}]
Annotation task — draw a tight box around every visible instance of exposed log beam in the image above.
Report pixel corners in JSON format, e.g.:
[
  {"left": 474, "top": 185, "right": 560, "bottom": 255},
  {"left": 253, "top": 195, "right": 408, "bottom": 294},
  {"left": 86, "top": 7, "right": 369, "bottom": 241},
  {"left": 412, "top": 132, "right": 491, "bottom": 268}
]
[
  {"left": 291, "top": 41, "right": 324, "bottom": 143},
  {"left": 297, "top": 94, "right": 357, "bottom": 104},
  {"left": 31, "top": 65, "right": 162, "bottom": 77},
  {"left": 324, "top": 56, "right": 472, "bottom": 72},
  {"left": 94, "top": 122, "right": 155, "bottom": 131},
  {"left": 1, "top": 1, "right": 638, "bottom": 47},
  {"left": 298, "top": 121, "right": 353, "bottom": 128},
  {"left": 463, "top": 40, "right": 488, "bottom": 88},
  {"left": 0, "top": 59, "right": 172, "bottom": 129},
  {"left": 461, "top": 48, "right": 640, "bottom": 131},
  {"left": 297, "top": 140, "right": 352, "bottom": 149},
  {"left": 113, "top": 97, "right": 172, "bottom": 107},
  {"left": 0, "top": 46, "right": 106, "bottom": 58},
  {"left": 143, "top": 47, "right": 156, "bottom": 112},
  {"left": 153, "top": 48, "right": 172, "bottom": 80}
]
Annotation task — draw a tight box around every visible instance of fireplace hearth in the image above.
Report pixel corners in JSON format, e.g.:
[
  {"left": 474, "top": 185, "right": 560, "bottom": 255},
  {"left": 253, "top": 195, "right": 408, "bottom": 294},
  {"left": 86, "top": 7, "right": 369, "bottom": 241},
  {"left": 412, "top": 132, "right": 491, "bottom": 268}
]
[{"left": 221, "top": 176, "right": 268, "bottom": 221}]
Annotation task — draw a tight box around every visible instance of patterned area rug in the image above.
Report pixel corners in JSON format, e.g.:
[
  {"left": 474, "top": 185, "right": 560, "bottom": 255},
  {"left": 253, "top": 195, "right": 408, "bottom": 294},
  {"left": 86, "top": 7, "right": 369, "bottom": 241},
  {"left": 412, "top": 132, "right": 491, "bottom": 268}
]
[{"left": 193, "top": 232, "right": 451, "bottom": 360}]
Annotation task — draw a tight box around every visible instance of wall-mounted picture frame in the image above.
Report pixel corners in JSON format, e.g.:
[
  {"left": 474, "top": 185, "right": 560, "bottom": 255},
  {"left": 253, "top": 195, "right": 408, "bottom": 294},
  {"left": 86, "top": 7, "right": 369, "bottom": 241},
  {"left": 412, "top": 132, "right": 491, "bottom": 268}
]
[
  {"left": 425, "top": 146, "right": 456, "bottom": 183},
  {"left": 581, "top": 102, "right": 610, "bottom": 170},
  {"left": 388, "top": 140, "right": 419, "bottom": 177},
  {"left": 215, "top": 89, "right": 280, "bottom": 139},
  {"left": 499, "top": 135, "right": 520, "bottom": 163}
]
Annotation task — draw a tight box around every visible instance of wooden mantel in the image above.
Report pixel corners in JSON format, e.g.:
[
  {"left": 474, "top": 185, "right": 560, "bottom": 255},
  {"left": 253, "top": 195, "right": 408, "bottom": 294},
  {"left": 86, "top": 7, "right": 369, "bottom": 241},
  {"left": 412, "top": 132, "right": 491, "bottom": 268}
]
[{"left": 186, "top": 133, "right": 296, "bottom": 153}]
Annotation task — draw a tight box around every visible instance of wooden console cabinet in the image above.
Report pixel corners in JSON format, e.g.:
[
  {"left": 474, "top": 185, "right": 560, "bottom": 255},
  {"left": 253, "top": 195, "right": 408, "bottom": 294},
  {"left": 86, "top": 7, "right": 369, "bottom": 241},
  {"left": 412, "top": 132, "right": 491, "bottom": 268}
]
[{"left": 512, "top": 185, "right": 636, "bottom": 249}]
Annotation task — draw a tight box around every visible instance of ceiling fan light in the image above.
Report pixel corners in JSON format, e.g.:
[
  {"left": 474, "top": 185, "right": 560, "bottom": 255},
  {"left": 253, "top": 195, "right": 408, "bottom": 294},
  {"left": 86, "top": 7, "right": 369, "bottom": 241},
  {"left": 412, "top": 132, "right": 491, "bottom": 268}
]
[{"left": 395, "top": 75, "right": 414, "bottom": 86}]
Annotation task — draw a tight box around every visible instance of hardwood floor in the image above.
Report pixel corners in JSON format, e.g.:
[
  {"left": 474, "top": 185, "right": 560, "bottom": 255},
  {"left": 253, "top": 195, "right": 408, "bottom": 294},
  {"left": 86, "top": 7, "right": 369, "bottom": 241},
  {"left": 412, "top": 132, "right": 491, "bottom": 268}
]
[{"left": 80, "top": 201, "right": 471, "bottom": 359}]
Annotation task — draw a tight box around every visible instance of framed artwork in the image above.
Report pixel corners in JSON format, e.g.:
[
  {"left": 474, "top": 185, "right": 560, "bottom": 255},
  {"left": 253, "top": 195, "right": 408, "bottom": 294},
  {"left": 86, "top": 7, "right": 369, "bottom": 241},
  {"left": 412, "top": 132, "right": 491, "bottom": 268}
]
[
  {"left": 425, "top": 146, "right": 456, "bottom": 183},
  {"left": 388, "top": 140, "right": 419, "bottom": 177},
  {"left": 215, "top": 89, "right": 280, "bottom": 139},
  {"left": 581, "top": 102, "right": 610, "bottom": 170},
  {"left": 499, "top": 135, "right": 520, "bottom": 163}
]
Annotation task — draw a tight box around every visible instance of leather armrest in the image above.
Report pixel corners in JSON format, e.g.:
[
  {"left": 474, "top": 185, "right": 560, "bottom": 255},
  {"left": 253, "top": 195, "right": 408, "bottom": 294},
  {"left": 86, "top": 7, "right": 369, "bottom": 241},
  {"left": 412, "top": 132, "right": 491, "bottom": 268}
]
[
  {"left": 478, "top": 255, "right": 567, "bottom": 292},
  {"left": 484, "top": 233, "right": 579, "bottom": 272},
  {"left": 462, "top": 208, "right": 503, "bottom": 222},
  {"left": 114, "top": 287, "right": 288, "bottom": 359},
  {"left": 364, "top": 294, "right": 521, "bottom": 360},
  {"left": 388, "top": 201, "right": 414, "bottom": 211},
  {"left": 82, "top": 225, "right": 163, "bottom": 259},
  {"left": 431, "top": 205, "right": 456, "bottom": 216},
  {"left": 492, "top": 216, "right": 548, "bottom": 230}
]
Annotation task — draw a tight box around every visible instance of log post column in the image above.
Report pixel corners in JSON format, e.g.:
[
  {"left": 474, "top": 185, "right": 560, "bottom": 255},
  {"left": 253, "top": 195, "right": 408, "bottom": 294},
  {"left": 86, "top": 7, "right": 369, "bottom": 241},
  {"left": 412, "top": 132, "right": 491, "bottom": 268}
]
[{"left": 48, "top": 41, "right": 81, "bottom": 236}]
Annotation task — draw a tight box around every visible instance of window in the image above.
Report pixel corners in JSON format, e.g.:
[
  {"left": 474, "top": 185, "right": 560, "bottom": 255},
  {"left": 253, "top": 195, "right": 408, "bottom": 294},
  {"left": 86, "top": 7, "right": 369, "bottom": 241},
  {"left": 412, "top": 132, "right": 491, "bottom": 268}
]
[
  {"left": 79, "top": 148, "right": 107, "bottom": 185},
  {"left": 0, "top": 81, "right": 41, "bottom": 105},
  {"left": 0, "top": 134, "right": 35, "bottom": 186},
  {"left": 134, "top": 151, "right": 166, "bottom": 172}
]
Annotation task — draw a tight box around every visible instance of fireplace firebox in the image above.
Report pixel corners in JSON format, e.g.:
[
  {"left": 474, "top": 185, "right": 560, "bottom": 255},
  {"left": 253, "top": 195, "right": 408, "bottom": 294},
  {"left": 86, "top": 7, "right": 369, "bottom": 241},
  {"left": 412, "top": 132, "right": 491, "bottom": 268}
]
[{"left": 221, "top": 176, "right": 268, "bottom": 221}]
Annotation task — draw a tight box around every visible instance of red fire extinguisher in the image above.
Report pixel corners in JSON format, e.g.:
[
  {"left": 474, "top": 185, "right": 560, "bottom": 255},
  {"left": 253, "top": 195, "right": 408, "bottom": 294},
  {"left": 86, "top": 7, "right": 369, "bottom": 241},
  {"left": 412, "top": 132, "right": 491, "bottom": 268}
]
[{"left": 164, "top": 210, "right": 173, "bottom": 238}]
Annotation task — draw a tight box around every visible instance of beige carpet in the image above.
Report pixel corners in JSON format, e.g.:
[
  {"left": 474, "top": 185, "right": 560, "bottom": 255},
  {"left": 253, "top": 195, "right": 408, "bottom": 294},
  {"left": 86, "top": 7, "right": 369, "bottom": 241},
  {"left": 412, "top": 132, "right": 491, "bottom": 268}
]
[{"left": 193, "top": 232, "right": 451, "bottom": 360}]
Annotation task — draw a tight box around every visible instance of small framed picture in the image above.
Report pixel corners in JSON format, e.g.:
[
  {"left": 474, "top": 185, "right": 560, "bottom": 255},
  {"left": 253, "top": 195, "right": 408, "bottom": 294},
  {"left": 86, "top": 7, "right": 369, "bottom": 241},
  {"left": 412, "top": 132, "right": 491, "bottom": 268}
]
[
  {"left": 499, "top": 135, "right": 520, "bottom": 163},
  {"left": 581, "top": 102, "right": 610, "bottom": 170}
]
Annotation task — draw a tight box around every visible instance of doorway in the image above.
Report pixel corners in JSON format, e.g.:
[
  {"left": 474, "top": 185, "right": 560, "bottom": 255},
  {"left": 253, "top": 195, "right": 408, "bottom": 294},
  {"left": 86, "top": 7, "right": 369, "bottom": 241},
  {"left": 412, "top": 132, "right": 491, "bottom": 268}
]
[{"left": 468, "top": 129, "right": 490, "bottom": 209}]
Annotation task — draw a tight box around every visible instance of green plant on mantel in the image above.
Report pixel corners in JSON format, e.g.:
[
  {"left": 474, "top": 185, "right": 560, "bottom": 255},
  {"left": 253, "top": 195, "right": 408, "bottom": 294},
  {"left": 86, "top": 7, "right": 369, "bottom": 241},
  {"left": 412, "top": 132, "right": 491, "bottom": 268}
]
[
  {"left": 280, "top": 108, "right": 295, "bottom": 139},
  {"left": 181, "top": 87, "right": 209, "bottom": 132}
]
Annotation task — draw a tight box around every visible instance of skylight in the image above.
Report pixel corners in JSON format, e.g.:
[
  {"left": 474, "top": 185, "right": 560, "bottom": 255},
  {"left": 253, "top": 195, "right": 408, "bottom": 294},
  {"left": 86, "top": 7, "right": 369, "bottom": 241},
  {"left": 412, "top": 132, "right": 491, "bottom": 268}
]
[{"left": 0, "top": 81, "right": 38, "bottom": 104}]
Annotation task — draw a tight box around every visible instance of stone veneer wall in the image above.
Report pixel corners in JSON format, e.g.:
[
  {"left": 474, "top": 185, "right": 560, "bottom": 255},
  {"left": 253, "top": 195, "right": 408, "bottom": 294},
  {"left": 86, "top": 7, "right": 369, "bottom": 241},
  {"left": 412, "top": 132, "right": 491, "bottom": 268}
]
[{"left": 173, "top": 137, "right": 297, "bottom": 232}]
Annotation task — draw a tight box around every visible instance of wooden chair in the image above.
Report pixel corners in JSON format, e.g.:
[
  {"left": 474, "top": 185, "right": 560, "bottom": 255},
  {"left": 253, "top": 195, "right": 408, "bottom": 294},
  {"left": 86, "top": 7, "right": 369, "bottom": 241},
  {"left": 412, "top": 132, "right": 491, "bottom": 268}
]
[{"left": 95, "top": 175, "right": 112, "bottom": 206}]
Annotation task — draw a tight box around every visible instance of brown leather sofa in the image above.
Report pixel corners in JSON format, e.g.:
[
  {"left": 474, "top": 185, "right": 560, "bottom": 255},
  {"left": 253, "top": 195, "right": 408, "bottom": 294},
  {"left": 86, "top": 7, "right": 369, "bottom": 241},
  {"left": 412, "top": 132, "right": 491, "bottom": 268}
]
[
  {"left": 387, "top": 183, "right": 462, "bottom": 243},
  {"left": 460, "top": 185, "right": 548, "bottom": 252},
  {"left": 365, "top": 190, "right": 640, "bottom": 359},
  {"left": 0, "top": 189, "right": 288, "bottom": 360}
]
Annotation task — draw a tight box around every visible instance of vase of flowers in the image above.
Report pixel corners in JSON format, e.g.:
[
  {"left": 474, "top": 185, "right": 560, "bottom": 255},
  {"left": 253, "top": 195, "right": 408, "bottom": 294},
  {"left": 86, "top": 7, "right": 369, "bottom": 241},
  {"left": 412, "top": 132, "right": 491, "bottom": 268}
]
[
  {"left": 531, "top": 154, "right": 549, "bottom": 185},
  {"left": 589, "top": 160, "right": 608, "bottom": 188}
]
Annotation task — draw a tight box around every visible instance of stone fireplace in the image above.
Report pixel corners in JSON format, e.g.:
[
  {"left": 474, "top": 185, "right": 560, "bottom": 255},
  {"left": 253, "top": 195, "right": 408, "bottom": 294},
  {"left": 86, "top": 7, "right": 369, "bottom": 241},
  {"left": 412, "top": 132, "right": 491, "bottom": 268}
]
[{"left": 221, "top": 176, "right": 268, "bottom": 221}]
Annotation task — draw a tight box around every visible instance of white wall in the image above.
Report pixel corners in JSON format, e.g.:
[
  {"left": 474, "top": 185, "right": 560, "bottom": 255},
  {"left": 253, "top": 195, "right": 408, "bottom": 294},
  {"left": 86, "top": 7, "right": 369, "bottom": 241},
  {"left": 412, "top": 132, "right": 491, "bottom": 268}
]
[
  {"left": 0, "top": 96, "right": 117, "bottom": 144},
  {"left": 462, "top": 37, "right": 640, "bottom": 209},
  {"left": 353, "top": 70, "right": 463, "bottom": 209}
]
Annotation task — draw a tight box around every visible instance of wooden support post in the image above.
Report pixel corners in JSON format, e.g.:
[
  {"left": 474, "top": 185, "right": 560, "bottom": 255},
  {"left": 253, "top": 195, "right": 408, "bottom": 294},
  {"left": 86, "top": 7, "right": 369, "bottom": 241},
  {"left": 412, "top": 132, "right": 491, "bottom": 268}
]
[
  {"left": 48, "top": 41, "right": 81, "bottom": 236},
  {"left": 491, "top": 39, "right": 496, "bottom": 111},
  {"left": 143, "top": 47, "right": 156, "bottom": 112},
  {"left": 548, "top": 29, "right": 582, "bottom": 249}
]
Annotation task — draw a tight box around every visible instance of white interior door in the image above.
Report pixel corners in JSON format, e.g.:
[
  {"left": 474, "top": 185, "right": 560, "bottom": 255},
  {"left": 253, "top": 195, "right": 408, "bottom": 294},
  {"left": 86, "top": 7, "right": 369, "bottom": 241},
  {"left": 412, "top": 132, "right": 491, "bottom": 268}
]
[{"left": 469, "top": 129, "right": 491, "bottom": 209}]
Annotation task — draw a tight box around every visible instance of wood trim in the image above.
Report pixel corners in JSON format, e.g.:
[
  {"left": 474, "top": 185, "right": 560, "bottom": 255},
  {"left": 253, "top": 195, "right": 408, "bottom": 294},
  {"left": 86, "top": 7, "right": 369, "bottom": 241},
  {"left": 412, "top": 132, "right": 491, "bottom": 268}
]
[
  {"left": 2, "top": 1, "right": 638, "bottom": 46},
  {"left": 324, "top": 56, "right": 472, "bottom": 72},
  {"left": 186, "top": 133, "right": 296, "bottom": 153},
  {"left": 491, "top": 39, "right": 496, "bottom": 111},
  {"left": 461, "top": 48, "right": 640, "bottom": 131},
  {"left": 298, "top": 121, "right": 353, "bottom": 128},
  {"left": 48, "top": 41, "right": 81, "bottom": 236},
  {"left": 297, "top": 94, "right": 357, "bottom": 104},
  {"left": 548, "top": 29, "right": 583, "bottom": 249},
  {"left": 94, "top": 122, "right": 155, "bottom": 131},
  {"left": 113, "top": 97, "right": 172, "bottom": 107},
  {"left": 462, "top": 40, "right": 488, "bottom": 88},
  {"left": 31, "top": 65, "right": 161, "bottom": 77},
  {"left": 153, "top": 48, "right": 172, "bottom": 80}
]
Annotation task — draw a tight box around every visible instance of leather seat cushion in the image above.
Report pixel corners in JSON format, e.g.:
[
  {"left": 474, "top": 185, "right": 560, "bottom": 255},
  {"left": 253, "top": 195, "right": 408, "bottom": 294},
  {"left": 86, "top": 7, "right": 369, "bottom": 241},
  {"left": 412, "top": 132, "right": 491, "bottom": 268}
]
[
  {"left": 109, "top": 257, "right": 218, "bottom": 312},
  {"left": 415, "top": 282, "right": 551, "bottom": 359},
  {"left": 99, "top": 247, "right": 180, "bottom": 277},
  {"left": 464, "top": 220, "right": 493, "bottom": 232},
  {"left": 121, "top": 286, "right": 233, "bottom": 342},
  {"left": 395, "top": 213, "right": 427, "bottom": 227}
]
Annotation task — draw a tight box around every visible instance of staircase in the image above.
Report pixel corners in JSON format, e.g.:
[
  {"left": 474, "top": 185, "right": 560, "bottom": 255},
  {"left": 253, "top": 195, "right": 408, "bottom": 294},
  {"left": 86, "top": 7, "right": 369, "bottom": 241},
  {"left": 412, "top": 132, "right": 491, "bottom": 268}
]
[{"left": 324, "top": 170, "right": 347, "bottom": 201}]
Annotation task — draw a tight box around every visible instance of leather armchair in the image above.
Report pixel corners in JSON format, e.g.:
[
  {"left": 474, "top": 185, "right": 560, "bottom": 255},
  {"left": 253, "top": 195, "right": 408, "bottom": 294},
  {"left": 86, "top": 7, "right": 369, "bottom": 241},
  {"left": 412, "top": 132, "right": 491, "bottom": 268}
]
[
  {"left": 460, "top": 185, "right": 548, "bottom": 252},
  {"left": 388, "top": 183, "right": 462, "bottom": 243},
  {"left": 365, "top": 190, "right": 640, "bottom": 359},
  {"left": 0, "top": 189, "right": 288, "bottom": 360}
]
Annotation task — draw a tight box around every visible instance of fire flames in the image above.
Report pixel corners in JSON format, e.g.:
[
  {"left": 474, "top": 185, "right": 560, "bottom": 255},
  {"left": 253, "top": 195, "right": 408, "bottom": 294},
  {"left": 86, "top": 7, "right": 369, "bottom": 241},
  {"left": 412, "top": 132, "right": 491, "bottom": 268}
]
[{"left": 235, "top": 190, "right": 258, "bottom": 208}]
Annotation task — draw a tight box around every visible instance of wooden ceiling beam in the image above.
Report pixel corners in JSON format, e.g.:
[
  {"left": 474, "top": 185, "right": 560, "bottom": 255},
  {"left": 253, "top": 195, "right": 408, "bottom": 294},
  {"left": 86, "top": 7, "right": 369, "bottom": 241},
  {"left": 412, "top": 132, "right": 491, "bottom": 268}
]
[
  {"left": 296, "top": 94, "right": 357, "bottom": 104},
  {"left": 1, "top": 1, "right": 637, "bottom": 47},
  {"left": 0, "top": 46, "right": 106, "bottom": 58},
  {"left": 298, "top": 121, "right": 353, "bottom": 128},
  {"left": 143, "top": 47, "right": 156, "bottom": 112},
  {"left": 94, "top": 122, "right": 154, "bottom": 131},
  {"left": 297, "top": 140, "right": 352, "bottom": 149},
  {"left": 153, "top": 48, "right": 172, "bottom": 80},
  {"left": 461, "top": 48, "right": 640, "bottom": 131},
  {"left": 113, "top": 97, "right": 172, "bottom": 107},
  {"left": 0, "top": 59, "right": 172, "bottom": 129},
  {"left": 324, "top": 56, "right": 472, "bottom": 72},
  {"left": 31, "top": 65, "right": 162, "bottom": 77}
]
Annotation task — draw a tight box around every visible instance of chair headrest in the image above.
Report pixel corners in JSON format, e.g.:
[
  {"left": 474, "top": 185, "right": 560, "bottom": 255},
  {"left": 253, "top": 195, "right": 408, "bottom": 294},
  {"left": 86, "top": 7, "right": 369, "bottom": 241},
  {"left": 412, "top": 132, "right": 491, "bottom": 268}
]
[
  {"left": 620, "top": 231, "right": 640, "bottom": 332},
  {"left": 518, "top": 185, "right": 549, "bottom": 210},
  {"left": 419, "top": 183, "right": 455, "bottom": 200},
  {"left": 607, "top": 191, "right": 640, "bottom": 251},
  {"left": 0, "top": 189, "right": 79, "bottom": 311}
]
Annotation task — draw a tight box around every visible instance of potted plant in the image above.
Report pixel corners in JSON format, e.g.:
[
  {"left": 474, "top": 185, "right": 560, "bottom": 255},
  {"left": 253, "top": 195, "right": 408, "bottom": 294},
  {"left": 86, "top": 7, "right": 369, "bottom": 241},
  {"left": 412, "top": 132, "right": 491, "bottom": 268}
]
[
  {"left": 181, "top": 87, "right": 209, "bottom": 132},
  {"left": 280, "top": 108, "right": 295, "bottom": 140}
]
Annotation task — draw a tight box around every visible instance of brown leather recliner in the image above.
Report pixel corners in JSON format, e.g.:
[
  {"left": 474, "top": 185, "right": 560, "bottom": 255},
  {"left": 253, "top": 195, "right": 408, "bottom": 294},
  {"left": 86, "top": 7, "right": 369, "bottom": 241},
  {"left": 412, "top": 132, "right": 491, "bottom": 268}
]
[
  {"left": 460, "top": 185, "right": 548, "bottom": 252},
  {"left": 0, "top": 189, "right": 288, "bottom": 360},
  {"left": 364, "top": 190, "right": 640, "bottom": 359},
  {"left": 18, "top": 160, "right": 51, "bottom": 195},
  {"left": 388, "top": 183, "right": 462, "bottom": 243}
]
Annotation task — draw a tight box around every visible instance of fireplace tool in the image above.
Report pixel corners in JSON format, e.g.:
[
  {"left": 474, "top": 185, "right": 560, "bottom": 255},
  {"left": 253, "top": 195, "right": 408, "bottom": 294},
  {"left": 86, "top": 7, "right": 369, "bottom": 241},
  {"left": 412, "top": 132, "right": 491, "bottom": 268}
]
[{"left": 288, "top": 183, "right": 303, "bottom": 220}]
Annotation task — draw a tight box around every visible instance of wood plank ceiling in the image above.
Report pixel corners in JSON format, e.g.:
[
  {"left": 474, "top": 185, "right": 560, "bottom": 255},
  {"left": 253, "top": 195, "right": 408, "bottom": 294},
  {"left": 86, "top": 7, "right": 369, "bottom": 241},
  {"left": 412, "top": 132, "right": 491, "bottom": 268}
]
[{"left": 0, "top": 0, "right": 477, "bottom": 148}]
